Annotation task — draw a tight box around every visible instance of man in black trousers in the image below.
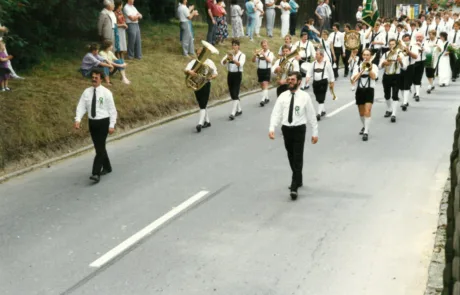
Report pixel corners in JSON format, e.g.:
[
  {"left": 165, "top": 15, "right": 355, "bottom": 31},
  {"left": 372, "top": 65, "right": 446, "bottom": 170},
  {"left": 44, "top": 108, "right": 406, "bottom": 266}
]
[
  {"left": 75, "top": 68, "right": 118, "bottom": 183},
  {"left": 269, "top": 72, "right": 319, "bottom": 200}
]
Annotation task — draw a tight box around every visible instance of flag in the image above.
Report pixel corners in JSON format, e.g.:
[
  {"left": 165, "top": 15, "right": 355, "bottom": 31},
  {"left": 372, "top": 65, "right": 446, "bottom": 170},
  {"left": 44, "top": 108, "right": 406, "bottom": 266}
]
[{"left": 361, "top": 0, "right": 380, "bottom": 28}]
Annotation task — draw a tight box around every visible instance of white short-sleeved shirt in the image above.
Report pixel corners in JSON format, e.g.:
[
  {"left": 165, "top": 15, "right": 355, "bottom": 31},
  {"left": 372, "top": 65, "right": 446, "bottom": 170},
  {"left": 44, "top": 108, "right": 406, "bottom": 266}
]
[
  {"left": 306, "top": 60, "right": 334, "bottom": 82},
  {"left": 177, "top": 4, "right": 190, "bottom": 22},
  {"left": 124, "top": 4, "right": 139, "bottom": 24},
  {"left": 271, "top": 58, "right": 299, "bottom": 80},
  {"left": 185, "top": 59, "right": 218, "bottom": 77},
  {"left": 221, "top": 51, "right": 246, "bottom": 72},
  {"left": 256, "top": 50, "right": 274, "bottom": 69}
]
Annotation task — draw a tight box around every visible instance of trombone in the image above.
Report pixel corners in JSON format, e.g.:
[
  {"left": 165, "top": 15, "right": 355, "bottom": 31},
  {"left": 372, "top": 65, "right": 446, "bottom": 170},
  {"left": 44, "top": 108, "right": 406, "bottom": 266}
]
[{"left": 351, "top": 54, "right": 376, "bottom": 84}]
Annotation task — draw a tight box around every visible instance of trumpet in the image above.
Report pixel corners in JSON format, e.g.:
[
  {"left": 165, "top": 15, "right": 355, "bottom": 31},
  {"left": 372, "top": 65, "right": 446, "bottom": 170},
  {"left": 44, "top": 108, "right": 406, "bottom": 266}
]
[
  {"left": 227, "top": 50, "right": 235, "bottom": 62},
  {"left": 351, "top": 54, "right": 376, "bottom": 84},
  {"left": 397, "top": 40, "right": 409, "bottom": 56},
  {"left": 254, "top": 48, "right": 266, "bottom": 60}
]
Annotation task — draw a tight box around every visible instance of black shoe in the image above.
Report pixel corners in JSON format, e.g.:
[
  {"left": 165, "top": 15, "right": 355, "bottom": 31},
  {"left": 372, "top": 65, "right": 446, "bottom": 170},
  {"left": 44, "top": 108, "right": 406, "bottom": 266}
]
[
  {"left": 413, "top": 93, "right": 416, "bottom": 98},
  {"left": 441, "top": 84, "right": 446, "bottom": 87},
  {"left": 415, "top": 95, "right": 420, "bottom": 102},
  {"left": 305, "top": 85, "right": 310, "bottom": 89},
  {"left": 196, "top": 124, "right": 202, "bottom": 132},
  {"left": 264, "top": 98, "right": 270, "bottom": 104},
  {"left": 391, "top": 116, "right": 396, "bottom": 123},
  {"left": 260, "top": 101, "right": 265, "bottom": 107},
  {"left": 100, "top": 169, "right": 112, "bottom": 176},
  {"left": 453, "top": 78, "right": 456, "bottom": 82},
  {"left": 288, "top": 183, "right": 303, "bottom": 190},
  {"left": 316, "top": 114, "right": 321, "bottom": 121},
  {"left": 359, "top": 127, "right": 364, "bottom": 135},
  {"left": 384, "top": 111, "right": 391, "bottom": 118},
  {"left": 203, "top": 122, "right": 211, "bottom": 128},
  {"left": 427, "top": 88, "right": 431, "bottom": 94},
  {"left": 344, "top": 73, "right": 348, "bottom": 77},
  {"left": 362, "top": 133, "right": 368, "bottom": 141},
  {"left": 235, "top": 111, "right": 243, "bottom": 116},
  {"left": 229, "top": 115, "right": 235, "bottom": 120},
  {"left": 401, "top": 103, "right": 408, "bottom": 111},
  {"left": 320, "top": 111, "right": 326, "bottom": 117},
  {"left": 290, "top": 190, "right": 298, "bottom": 201},
  {"left": 89, "top": 175, "right": 100, "bottom": 183}
]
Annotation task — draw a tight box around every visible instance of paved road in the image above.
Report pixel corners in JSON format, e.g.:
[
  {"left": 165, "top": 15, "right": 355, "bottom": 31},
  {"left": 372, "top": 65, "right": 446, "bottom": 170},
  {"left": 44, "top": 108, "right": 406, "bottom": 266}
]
[{"left": 0, "top": 69, "right": 455, "bottom": 295}]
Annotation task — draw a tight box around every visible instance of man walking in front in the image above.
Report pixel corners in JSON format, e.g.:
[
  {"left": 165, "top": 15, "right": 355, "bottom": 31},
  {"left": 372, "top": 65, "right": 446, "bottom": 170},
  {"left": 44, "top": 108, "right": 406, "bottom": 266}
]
[
  {"left": 75, "top": 69, "right": 118, "bottom": 183},
  {"left": 124, "top": 0, "right": 142, "bottom": 59},
  {"left": 269, "top": 72, "right": 319, "bottom": 200}
]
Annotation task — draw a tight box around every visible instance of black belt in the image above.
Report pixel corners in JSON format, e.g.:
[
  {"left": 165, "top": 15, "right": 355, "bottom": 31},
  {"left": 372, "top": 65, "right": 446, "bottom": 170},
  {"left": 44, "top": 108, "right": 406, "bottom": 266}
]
[{"left": 283, "top": 124, "right": 306, "bottom": 129}]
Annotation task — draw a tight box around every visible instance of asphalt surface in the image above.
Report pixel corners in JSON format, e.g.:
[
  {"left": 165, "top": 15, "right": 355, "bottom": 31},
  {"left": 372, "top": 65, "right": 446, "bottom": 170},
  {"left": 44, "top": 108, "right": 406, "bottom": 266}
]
[{"left": 0, "top": 68, "right": 455, "bottom": 295}]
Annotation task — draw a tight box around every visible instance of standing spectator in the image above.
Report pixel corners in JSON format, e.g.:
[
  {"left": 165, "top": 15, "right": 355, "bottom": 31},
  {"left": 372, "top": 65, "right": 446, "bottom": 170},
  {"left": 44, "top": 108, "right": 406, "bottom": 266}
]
[
  {"left": 98, "top": 0, "right": 117, "bottom": 47},
  {"left": 206, "top": 0, "right": 217, "bottom": 45},
  {"left": 254, "top": 0, "right": 264, "bottom": 38},
  {"left": 124, "top": 0, "right": 143, "bottom": 60},
  {"left": 315, "top": 1, "right": 326, "bottom": 34},
  {"left": 0, "top": 41, "right": 12, "bottom": 91},
  {"left": 356, "top": 6, "right": 363, "bottom": 23},
  {"left": 114, "top": 0, "right": 128, "bottom": 59},
  {"left": 178, "top": 0, "right": 199, "bottom": 56},
  {"left": 245, "top": 0, "right": 256, "bottom": 41},
  {"left": 323, "top": 0, "right": 332, "bottom": 30},
  {"left": 215, "top": 0, "right": 229, "bottom": 44},
  {"left": 74, "top": 68, "right": 118, "bottom": 183},
  {"left": 278, "top": 0, "right": 291, "bottom": 38},
  {"left": 265, "top": 0, "right": 276, "bottom": 38},
  {"left": 0, "top": 24, "right": 23, "bottom": 79},
  {"left": 231, "top": 0, "right": 244, "bottom": 38},
  {"left": 289, "top": 0, "right": 300, "bottom": 36}
]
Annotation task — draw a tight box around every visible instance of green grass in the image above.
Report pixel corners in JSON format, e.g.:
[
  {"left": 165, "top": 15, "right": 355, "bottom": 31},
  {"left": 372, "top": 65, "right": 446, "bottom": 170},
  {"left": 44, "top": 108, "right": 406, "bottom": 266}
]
[{"left": 0, "top": 21, "right": 287, "bottom": 174}]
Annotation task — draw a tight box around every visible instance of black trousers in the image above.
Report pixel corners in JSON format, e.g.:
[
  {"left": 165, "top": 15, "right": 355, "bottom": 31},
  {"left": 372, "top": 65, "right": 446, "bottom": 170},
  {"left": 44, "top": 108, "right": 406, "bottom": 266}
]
[
  {"left": 399, "top": 66, "right": 414, "bottom": 91},
  {"left": 277, "top": 84, "right": 289, "bottom": 97},
  {"left": 333, "top": 47, "right": 343, "bottom": 78},
  {"left": 412, "top": 61, "right": 424, "bottom": 86},
  {"left": 344, "top": 49, "right": 351, "bottom": 75},
  {"left": 382, "top": 74, "right": 399, "bottom": 101},
  {"left": 89, "top": 118, "right": 112, "bottom": 176},
  {"left": 299, "top": 59, "right": 307, "bottom": 77},
  {"left": 228, "top": 72, "right": 242, "bottom": 100},
  {"left": 194, "top": 81, "right": 211, "bottom": 109},
  {"left": 449, "top": 52, "right": 459, "bottom": 79},
  {"left": 312, "top": 79, "right": 328, "bottom": 103},
  {"left": 289, "top": 13, "right": 297, "bottom": 36},
  {"left": 281, "top": 124, "right": 306, "bottom": 190},
  {"left": 371, "top": 48, "right": 381, "bottom": 66}
]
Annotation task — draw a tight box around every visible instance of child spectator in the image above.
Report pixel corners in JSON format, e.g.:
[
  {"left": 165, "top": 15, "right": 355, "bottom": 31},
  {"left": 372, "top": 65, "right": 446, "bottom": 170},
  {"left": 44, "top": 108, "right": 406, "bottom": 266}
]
[
  {"left": 0, "top": 41, "right": 12, "bottom": 91},
  {"left": 99, "top": 40, "right": 131, "bottom": 85},
  {"left": 80, "top": 43, "right": 113, "bottom": 85}
]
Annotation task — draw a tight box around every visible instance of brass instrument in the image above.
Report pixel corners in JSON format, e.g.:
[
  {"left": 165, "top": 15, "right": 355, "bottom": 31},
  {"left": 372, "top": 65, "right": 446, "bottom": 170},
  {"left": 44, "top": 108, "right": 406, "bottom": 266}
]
[
  {"left": 397, "top": 40, "right": 409, "bottom": 56},
  {"left": 351, "top": 54, "right": 376, "bottom": 84},
  {"left": 227, "top": 50, "right": 235, "bottom": 62},
  {"left": 276, "top": 46, "right": 301, "bottom": 81},
  {"left": 254, "top": 48, "right": 266, "bottom": 60},
  {"left": 384, "top": 46, "right": 400, "bottom": 75},
  {"left": 185, "top": 40, "right": 219, "bottom": 91}
]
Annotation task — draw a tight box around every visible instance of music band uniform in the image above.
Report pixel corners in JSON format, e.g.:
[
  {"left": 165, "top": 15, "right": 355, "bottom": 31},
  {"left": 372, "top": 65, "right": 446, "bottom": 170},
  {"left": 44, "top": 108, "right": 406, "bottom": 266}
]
[
  {"left": 185, "top": 58, "right": 218, "bottom": 132},
  {"left": 305, "top": 58, "right": 334, "bottom": 120},
  {"left": 221, "top": 50, "right": 246, "bottom": 119},
  {"left": 328, "top": 29, "right": 345, "bottom": 78},
  {"left": 271, "top": 56, "right": 300, "bottom": 97},
  {"left": 75, "top": 83, "right": 117, "bottom": 180},
  {"left": 411, "top": 43, "right": 425, "bottom": 100},
  {"left": 399, "top": 44, "right": 418, "bottom": 110},
  {"left": 255, "top": 49, "right": 274, "bottom": 106},
  {"left": 292, "top": 37, "right": 316, "bottom": 89}
]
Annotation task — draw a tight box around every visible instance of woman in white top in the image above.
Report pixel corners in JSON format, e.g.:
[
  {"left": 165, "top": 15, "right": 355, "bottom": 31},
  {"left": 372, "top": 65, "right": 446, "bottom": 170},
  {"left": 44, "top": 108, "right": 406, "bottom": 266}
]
[
  {"left": 254, "top": 0, "right": 264, "bottom": 37},
  {"left": 435, "top": 31, "right": 452, "bottom": 86},
  {"left": 230, "top": 0, "right": 244, "bottom": 38},
  {"left": 277, "top": 0, "right": 291, "bottom": 38}
]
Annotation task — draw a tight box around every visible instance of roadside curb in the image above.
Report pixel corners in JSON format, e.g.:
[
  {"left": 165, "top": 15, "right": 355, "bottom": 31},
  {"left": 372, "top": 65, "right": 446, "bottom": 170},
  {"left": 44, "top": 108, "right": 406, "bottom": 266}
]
[
  {"left": 0, "top": 86, "right": 274, "bottom": 184},
  {"left": 424, "top": 177, "right": 449, "bottom": 295}
]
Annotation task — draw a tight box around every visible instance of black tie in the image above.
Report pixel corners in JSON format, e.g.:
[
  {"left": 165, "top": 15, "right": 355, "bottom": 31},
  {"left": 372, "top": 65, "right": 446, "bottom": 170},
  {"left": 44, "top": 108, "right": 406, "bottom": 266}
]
[
  {"left": 91, "top": 88, "right": 96, "bottom": 118},
  {"left": 454, "top": 31, "right": 457, "bottom": 43},
  {"left": 385, "top": 33, "right": 388, "bottom": 46},
  {"left": 426, "top": 26, "right": 429, "bottom": 36},
  {"left": 333, "top": 32, "right": 337, "bottom": 47},
  {"left": 288, "top": 93, "right": 295, "bottom": 124}
]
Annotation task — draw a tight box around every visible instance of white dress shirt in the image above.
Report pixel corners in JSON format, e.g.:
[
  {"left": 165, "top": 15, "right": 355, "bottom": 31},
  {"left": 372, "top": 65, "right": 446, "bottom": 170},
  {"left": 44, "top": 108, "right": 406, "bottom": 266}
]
[
  {"left": 352, "top": 63, "right": 378, "bottom": 88},
  {"left": 356, "top": 11, "right": 362, "bottom": 22},
  {"left": 379, "top": 51, "right": 406, "bottom": 74},
  {"left": 291, "top": 40, "right": 316, "bottom": 60},
  {"left": 269, "top": 90, "right": 318, "bottom": 136},
  {"left": 382, "top": 31, "right": 395, "bottom": 48},
  {"left": 221, "top": 51, "right": 246, "bottom": 72},
  {"left": 124, "top": 4, "right": 140, "bottom": 24},
  {"left": 271, "top": 58, "right": 300, "bottom": 79},
  {"left": 75, "top": 85, "right": 118, "bottom": 128},
  {"left": 256, "top": 50, "right": 274, "bottom": 69},
  {"left": 407, "top": 44, "right": 421, "bottom": 65},
  {"left": 185, "top": 59, "right": 218, "bottom": 76},
  {"left": 328, "top": 31, "right": 344, "bottom": 48},
  {"left": 306, "top": 60, "right": 334, "bottom": 82},
  {"left": 449, "top": 29, "right": 460, "bottom": 46}
]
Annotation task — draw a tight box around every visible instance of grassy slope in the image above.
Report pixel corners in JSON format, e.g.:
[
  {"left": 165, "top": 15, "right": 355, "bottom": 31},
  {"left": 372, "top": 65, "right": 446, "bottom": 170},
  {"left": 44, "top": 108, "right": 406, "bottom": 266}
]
[{"left": 0, "top": 21, "right": 286, "bottom": 174}]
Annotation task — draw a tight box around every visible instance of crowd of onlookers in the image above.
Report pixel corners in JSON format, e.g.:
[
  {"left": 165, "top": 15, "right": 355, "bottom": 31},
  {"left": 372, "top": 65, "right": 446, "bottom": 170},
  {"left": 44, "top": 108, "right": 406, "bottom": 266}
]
[{"left": 80, "top": 0, "right": 144, "bottom": 86}]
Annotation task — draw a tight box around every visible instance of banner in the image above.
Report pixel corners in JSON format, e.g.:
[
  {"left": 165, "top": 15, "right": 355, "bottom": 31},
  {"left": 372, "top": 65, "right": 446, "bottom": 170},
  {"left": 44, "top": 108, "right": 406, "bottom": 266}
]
[
  {"left": 396, "top": 4, "right": 424, "bottom": 19},
  {"left": 362, "top": 0, "right": 379, "bottom": 27}
]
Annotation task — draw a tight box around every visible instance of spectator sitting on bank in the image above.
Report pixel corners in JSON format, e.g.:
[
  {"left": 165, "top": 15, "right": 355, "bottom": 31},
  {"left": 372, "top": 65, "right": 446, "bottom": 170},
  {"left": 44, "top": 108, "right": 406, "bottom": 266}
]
[
  {"left": 301, "top": 19, "right": 320, "bottom": 42},
  {"left": 0, "top": 41, "right": 12, "bottom": 91},
  {"left": 99, "top": 40, "right": 131, "bottom": 85},
  {"left": 80, "top": 43, "right": 113, "bottom": 86}
]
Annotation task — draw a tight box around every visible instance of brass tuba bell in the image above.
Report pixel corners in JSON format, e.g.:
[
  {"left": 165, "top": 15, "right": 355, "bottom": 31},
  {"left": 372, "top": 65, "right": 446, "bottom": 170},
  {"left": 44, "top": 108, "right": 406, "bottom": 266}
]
[{"left": 185, "top": 40, "right": 219, "bottom": 91}]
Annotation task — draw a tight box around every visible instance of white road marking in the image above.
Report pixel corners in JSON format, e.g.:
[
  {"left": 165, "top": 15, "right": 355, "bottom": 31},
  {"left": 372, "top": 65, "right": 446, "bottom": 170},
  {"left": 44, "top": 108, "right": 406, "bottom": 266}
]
[
  {"left": 89, "top": 190, "right": 210, "bottom": 268},
  {"left": 326, "top": 101, "right": 355, "bottom": 118}
]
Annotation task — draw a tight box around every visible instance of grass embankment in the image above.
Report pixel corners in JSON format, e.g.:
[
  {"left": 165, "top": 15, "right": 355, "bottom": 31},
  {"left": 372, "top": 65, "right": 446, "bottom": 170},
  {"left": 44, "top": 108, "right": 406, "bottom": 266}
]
[{"left": 0, "top": 21, "right": 287, "bottom": 175}]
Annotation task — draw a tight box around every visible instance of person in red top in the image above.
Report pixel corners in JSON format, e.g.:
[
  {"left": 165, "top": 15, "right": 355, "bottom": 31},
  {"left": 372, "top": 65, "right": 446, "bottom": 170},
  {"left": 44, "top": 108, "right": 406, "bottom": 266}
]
[
  {"left": 206, "top": 0, "right": 219, "bottom": 45},
  {"left": 114, "top": 0, "right": 128, "bottom": 59}
]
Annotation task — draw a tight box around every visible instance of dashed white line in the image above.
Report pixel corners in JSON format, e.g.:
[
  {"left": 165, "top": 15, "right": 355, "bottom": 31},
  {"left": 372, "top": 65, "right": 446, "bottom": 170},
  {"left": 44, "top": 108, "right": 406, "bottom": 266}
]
[{"left": 89, "top": 190, "right": 210, "bottom": 268}]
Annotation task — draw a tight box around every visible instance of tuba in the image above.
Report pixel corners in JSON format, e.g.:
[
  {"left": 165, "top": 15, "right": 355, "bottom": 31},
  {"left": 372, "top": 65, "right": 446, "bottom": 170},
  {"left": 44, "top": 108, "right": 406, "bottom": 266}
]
[
  {"left": 185, "top": 40, "right": 219, "bottom": 91},
  {"left": 276, "top": 46, "right": 301, "bottom": 80}
]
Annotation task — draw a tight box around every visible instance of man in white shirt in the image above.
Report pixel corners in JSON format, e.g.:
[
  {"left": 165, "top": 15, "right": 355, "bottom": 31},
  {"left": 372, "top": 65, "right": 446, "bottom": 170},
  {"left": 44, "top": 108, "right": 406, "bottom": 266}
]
[
  {"left": 398, "top": 34, "right": 419, "bottom": 111},
  {"left": 411, "top": 33, "right": 425, "bottom": 101},
  {"left": 356, "top": 6, "right": 362, "bottom": 22},
  {"left": 351, "top": 49, "right": 378, "bottom": 141},
  {"left": 272, "top": 45, "right": 300, "bottom": 97},
  {"left": 74, "top": 68, "right": 118, "bottom": 183},
  {"left": 268, "top": 71, "right": 318, "bottom": 200},
  {"left": 292, "top": 32, "right": 316, "bottom": 89},
  {"left": 328, "top": 22, "right": 344, "bottom": 78},
  {"left": 366, "top": 21, "right": 384, "bottom": 66},
  {"left": 305, "top": 49, "right": 334, "bottom": 121},
  {"left": 221, "top": 39, "right": 246, "bottom": 120},
  {"left": 184, "top": 47, "right": 218, "bottom": 132},
  {"left": 265, "top": 0, "right": 276, "bottom": 38},
  {"left": 123, "top": 0, "right": 143, "bottom": 59},
  {"left": 178, "top": 0, "right": 199, "bottom": 57}
]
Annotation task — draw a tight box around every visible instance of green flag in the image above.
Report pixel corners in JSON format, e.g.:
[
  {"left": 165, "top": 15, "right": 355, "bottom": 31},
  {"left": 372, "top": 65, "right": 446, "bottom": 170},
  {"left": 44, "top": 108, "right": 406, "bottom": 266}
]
[{"left": 361, "top": 0, "right": 380, "bottom": 27}]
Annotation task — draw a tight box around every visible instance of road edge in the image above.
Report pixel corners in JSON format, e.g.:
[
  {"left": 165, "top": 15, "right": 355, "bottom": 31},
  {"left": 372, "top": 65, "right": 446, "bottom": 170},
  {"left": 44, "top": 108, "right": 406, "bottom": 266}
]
[
  {"left": 0, "top": 86, "right": 273, "bottom": 184},
  {"left": 424, "top": 177, "right": 449, "bottom": 295}
]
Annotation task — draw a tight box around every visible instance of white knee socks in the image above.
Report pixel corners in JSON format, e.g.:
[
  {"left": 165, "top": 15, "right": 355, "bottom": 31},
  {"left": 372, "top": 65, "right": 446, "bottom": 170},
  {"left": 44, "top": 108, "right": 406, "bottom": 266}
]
[
  {"left": 415, "top": 85, "right": 420, "bottom": 96},
  {"left": 385, "top": 99, "right": 392, "bottom": 111},
  {"left": 262, "top": 89, "right": 268, "bottom": 101},
  {"left": 403, "top": 90, "right": 410, "bottom": 105},
  {"left": 237, "top": 100, "right": 242, "bottom": 112},
  {"left": 231, "top": 101, "right": 238, "bottom": 116},
  {"left": 318, "top": 103, "right": 326, "bottom": 114},
  {"left": 205, "top": 109, "right": 210, "bottom": 123},
  {"left": 198, "top": 109, "right": 206, "bottom": 125},
  {"left": 360, "top": 116, "right": 364, "bottom": 126},
  {"left": 301, "top": 77, "right": 306, "bottom": 88},
  {"left": 364, "top": 117, "right": 371, "bottom": 133},
  {"left": 391, "top": 100, "right": 399, "bottom": 116}
]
